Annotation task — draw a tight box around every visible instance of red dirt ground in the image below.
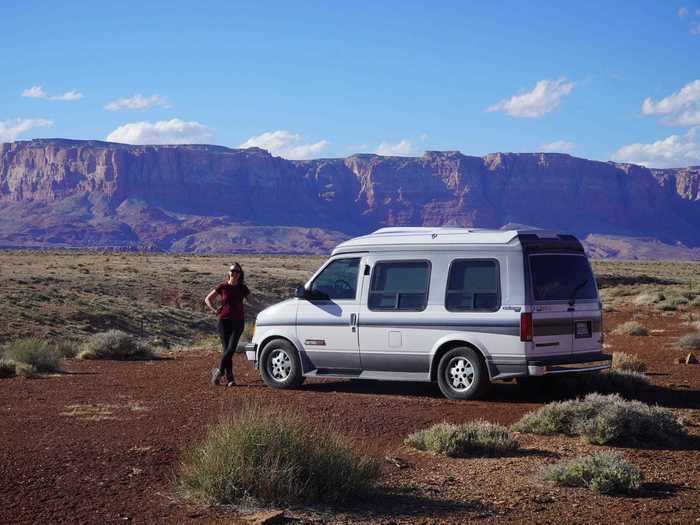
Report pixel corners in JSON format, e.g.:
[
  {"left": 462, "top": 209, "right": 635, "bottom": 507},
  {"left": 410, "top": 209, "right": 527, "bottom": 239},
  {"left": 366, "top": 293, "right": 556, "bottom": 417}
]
[{"left": 1, "top": 309, "right": 699, "bottom": 524}]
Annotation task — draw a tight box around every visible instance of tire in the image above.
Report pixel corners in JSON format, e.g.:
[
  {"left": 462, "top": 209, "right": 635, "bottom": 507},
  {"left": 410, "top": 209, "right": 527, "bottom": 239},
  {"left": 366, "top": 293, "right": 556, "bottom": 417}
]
[
  {"left": 436, "top": 347, "right": 488, "bottom": 400},
  {"left": 259, "top": 339, "right": 304, "bottom": 389}
]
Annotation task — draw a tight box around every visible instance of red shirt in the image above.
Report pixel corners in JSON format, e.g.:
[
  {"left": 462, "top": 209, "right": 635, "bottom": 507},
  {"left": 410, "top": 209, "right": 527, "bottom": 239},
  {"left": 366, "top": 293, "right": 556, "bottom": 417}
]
[{"left": 215, "top": 283, "right": 250, "bottom": 321}]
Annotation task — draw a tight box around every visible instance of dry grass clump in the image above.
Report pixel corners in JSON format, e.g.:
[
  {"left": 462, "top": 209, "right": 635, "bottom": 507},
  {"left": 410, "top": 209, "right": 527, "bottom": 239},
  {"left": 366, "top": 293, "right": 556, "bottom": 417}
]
[
  {"left": 0, "top": 359, "right": 17, "bottom": 378},
  {"left": 612, "top": 321, "right": 648, "bottom": 336},
  {"left": 178, "top": 404, "right": 380, "bottom": 505},
  {"left": 512, "top": 393, "right": 686, "bottom": 447},
  {"left": 405, "top": 420, "right": 519, "bottom": 458},
  {"left": 678, "top": 333, "right": 700, "bottom": 350},
  {"left": 78, "top": 330, "right": 155, "bottom": 360},
  {"left": 1, "top": 338, "right": 63, "bottom": 374},
  {"left": 611, "top": 352, "right": 647, "bottom": 373},
  {"left": 633, "top": 292, "right": 665, "bottom": 305},
  {"left": 541, "top": 452, "right": 643, "bottom": 495}
]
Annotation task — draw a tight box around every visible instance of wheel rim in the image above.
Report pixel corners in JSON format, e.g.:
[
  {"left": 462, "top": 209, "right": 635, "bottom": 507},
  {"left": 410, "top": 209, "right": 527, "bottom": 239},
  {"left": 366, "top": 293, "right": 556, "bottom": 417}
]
[
  {"left": 445, "top": 356, "right": 475, "bottom": 392},
  {"left": 267, "top": 349, "right": 292, "bottom": 382}
]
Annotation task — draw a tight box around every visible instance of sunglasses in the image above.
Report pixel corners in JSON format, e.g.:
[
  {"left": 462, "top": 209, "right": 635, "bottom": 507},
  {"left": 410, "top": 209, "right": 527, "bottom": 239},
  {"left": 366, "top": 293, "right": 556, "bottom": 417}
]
[{"left": 230, "top": 270, "right": 241, "bottom": 274}]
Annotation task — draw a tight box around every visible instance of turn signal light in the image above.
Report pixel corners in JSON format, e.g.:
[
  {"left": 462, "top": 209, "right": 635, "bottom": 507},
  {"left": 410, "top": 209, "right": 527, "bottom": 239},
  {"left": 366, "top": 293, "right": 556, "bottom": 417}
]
[{"left": 520, "top": 312, "right": 533, "bottom": 342}]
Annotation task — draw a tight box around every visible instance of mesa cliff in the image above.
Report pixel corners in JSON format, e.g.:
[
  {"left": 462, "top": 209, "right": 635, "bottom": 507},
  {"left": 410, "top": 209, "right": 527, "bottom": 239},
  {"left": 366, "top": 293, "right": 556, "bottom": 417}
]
[{"left": 1, "top": 139, "right": 698, "bottom": 257}]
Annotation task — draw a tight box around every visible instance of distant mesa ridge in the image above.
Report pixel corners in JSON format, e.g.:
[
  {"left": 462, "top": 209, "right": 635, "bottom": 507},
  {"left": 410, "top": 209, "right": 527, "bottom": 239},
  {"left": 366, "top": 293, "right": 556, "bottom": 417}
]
[{"left": 0, "top": 139, "right": 699, "bottom": 259}]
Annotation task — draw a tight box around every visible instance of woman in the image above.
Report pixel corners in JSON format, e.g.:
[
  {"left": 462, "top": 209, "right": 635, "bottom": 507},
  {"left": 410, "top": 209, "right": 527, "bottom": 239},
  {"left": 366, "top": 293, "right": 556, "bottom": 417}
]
[{"left": 204, "top": 262, "right": 251, "bottom": 387}]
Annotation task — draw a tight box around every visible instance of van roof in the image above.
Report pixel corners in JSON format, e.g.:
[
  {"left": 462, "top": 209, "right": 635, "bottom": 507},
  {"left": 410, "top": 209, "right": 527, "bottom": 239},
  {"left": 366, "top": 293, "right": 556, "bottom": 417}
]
[{"left": 331, "top": 227, "right": 568, "bottom": 255}]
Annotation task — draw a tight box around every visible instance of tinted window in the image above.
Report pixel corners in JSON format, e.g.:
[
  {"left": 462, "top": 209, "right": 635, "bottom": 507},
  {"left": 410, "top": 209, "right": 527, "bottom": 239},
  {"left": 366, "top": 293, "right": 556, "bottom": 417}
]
[
  {"left": 309, "top": 258, "right": 360, "bottom": 300},
  {"left": 446, "top": 260, "right": 500, "bottom": 311},
  {"left": 369, "top": 261, "right": 430, "bottom": 311},
  {"left": 529, "top": 254, "right": 598, "bottom": 301}
]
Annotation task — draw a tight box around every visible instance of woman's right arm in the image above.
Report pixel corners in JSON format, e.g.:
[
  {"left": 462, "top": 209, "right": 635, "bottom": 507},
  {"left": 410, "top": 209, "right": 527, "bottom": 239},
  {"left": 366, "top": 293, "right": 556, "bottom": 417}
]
[{"left": 204, "top": 288, "right": 219, "bottom": 313}]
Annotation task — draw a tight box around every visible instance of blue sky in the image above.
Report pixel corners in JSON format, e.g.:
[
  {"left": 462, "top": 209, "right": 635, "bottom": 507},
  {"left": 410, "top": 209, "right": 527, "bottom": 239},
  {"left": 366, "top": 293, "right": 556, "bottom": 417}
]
[{"left": 1, "top": 0, "right": 699, "bottom": 167}]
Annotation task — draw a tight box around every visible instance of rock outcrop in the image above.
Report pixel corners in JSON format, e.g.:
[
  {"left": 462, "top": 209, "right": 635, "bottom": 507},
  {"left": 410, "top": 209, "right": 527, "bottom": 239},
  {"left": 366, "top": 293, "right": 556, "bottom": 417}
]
[{"left": 1, "top": 139, "right": 698, "bottom": 256}]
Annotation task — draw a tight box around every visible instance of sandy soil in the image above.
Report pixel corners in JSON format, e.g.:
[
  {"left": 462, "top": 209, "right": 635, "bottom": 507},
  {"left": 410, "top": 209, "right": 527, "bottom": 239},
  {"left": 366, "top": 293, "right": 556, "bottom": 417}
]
[{"left": 1, "top": 309, "right": 699, "bottom": 524}]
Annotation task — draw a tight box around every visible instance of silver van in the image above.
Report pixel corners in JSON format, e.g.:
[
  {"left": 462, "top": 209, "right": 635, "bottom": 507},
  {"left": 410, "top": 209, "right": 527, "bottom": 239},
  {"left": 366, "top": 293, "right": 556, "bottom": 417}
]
[{"left": 245, "top": 228, "right": 610, "bottom": 400}]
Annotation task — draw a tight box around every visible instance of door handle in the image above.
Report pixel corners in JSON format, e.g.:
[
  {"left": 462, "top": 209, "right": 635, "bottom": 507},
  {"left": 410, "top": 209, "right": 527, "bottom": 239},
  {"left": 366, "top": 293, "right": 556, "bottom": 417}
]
[{"left": 350, "top": 313, "right": 357, "bottom": 326}]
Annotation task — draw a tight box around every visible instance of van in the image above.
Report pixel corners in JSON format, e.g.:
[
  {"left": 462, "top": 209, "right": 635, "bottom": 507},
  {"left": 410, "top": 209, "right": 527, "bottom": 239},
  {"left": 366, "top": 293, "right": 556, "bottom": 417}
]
[{"left": 245, "top": 228, "right": 610, "bottom": 400}]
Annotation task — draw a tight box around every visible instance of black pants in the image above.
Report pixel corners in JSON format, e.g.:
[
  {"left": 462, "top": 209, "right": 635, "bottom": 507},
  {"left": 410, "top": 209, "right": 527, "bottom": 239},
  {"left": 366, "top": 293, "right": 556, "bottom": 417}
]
[{"left": 217, "top": 318, "right": 244, "bottom": 382}]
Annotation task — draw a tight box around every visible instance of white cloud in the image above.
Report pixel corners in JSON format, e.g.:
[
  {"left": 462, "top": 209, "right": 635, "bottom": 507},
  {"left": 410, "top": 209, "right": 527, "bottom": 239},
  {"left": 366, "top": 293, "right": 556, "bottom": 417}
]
[
  {"left": 21, "top": 85, "right": 83, "bottom": 101},
  {"left": 376, "top": 139, "right": 414, "bottom": 156},
  {"left": 105, "top": 94, "right": 169, "bottom": 111},
  {"left": 678, "top": 7, "right": 688, "bottom": 17},
  {"left": 642, "top": 79, "right": 700, "bottom": 126},
  {"left": 611, "top": 127, "right": 700, "bottom": 168},
  {"left": 106, "top": 118, "right": 214, "bottom": 144},
  {"left": 239, "top": 130, "right": 328, "bottom": 159},
  {"left": 486, "top": 78, "right": 575, "bottom": 118},
  {"left": 0, "top": 118, "right": 53, "bottom": 142},
  {"left": 540, "top": 140, "right": 575, "bottom": 153},
  {"left": 692, "top": 22, "right": 700, "bottom": 35}
]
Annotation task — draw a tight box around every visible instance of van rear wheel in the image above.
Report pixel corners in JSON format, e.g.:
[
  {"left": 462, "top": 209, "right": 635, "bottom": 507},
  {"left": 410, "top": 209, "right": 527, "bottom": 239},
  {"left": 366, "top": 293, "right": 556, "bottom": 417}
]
[
  {"left": 260, "top": 339, "right": 304, "bottom": 389},
  {"left": 436, "top": 347, "right": 488, "bottom": 400}
]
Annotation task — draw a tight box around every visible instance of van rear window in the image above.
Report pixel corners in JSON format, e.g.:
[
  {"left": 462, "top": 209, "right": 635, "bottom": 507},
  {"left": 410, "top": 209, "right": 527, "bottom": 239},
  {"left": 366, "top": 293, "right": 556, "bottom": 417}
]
[{"left": 529, "top": 254, "right": 597, "bottom": 302}]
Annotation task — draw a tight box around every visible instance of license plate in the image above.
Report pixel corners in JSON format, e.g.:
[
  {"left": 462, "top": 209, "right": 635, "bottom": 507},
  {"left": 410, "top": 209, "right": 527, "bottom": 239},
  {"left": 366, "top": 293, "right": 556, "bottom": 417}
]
[{"left": 575, "top": 321, "right": 592, "bottom": 338}]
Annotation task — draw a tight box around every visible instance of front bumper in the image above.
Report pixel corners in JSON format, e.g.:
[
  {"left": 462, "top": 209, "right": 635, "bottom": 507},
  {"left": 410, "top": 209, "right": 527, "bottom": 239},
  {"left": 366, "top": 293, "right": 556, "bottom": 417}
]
[
  {"left": 244, "top": 343, "right": 257, "bottom": 363},
  {"left": 527, "top": 352, "right": 611, "bottom": 377}
]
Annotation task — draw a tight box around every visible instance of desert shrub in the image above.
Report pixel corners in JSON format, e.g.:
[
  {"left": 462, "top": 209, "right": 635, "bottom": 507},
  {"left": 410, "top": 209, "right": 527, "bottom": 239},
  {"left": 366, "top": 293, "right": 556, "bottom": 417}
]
[
  {"left": 612, "top": 321, "right": 648, "bottom": 336},
  {"left": 513, "top": 393, "right": 686, "bottom": 447},
  {"left": 691, "top": 296, "right": 700, "bottom": 307},
  {"left": 677, "top": 333, "right": 700, "bottom": 350},
  {"left": 78, "top": 330, "right": 155, "bottom": 360},
  {"left": 405, "top": 420, "right": 519, "bottom": 457},
  {"left": 541, "top": 452, "right": 642, "bottom": 495},
  {"left": 656, "top": 302, "right": 678, "bottom": 312},
  {"left": 51, "top": 339, "right": 79, "bottom": 358},
  {"left": 0, "top": 359, "right": 16, "bottom": 378},
  {"left": 665, "top": 295, "right": 689, "bottom": 306},
  {"left": 178, "top": 405, "right": 379, "bottom": 505},
  {"left": 2, "top": 338, "right": 62, "bottom": 373},
  {"left": 633, "top": 292, "right": 665, "bottom": 305},
  {"left": 611, "top": 352, "right": 647, "bottom": 373},
  {"left": 556, "top": 370, "right": 651, "bottom": 399}
]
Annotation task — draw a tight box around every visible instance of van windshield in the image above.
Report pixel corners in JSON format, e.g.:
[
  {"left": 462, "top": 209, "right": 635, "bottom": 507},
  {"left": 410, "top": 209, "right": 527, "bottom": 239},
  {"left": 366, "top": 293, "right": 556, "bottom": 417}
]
[{"left": 529, "top": 254, "right": 597, "bottom": 302}]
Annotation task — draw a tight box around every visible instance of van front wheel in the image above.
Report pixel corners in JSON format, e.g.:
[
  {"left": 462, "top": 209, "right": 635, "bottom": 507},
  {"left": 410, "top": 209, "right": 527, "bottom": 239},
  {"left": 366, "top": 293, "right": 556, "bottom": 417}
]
[
  {"left": 260, "top": 339, "right": 304, "bottom": 389},
  {"left": 437, "top": 347, "right": 488, "bottom": 400}
]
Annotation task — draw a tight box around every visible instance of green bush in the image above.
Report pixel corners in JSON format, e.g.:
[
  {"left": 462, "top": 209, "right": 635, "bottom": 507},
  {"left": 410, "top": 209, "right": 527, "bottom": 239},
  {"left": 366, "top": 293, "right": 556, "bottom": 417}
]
[
  {"left": 513, "top": 393, "right": 686, "bottom": 447},
  {"left": 78, "top": 330, "right": 155, "bottom": 360},
  {"left": 0, "top": 359, "right": 16, "bottom": 378},
  {"left": 612, "top": 321, "right": 648, "bottom": 336},
  {"left": 405, "top": 420, "right": 519, "bottom": 457},
  {"left": 678, "top": 333, "right": 700, "bottom": 350},
  {"left": 541, "top": 452, "right": 643, "bottom": 494},
  {"left": 178, "top": 405, "right": 379, "bottom": 505},
  {"left": 611, "top": 352, "right": 647, "bottom": 373},
  {"left": 2, "top": 338, "right": 63, "bottom": 373}
]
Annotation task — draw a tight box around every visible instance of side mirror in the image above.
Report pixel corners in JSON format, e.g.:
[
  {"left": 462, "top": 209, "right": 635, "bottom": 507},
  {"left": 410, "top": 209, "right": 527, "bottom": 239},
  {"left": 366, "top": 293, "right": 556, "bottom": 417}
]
[{"left": 294, "top": 286, "right": 307, "bottom": 299}]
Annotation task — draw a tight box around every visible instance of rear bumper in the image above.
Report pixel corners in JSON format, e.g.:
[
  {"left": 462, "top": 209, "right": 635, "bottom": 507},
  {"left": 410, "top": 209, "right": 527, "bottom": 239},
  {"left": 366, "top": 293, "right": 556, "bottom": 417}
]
[
  {"left": 488, "top": 351, "right": 611, "bottom": 379},
  {"left": 526, "top": 352, "right": 611, "bottom": 376},
  {"left": 244, "top": 343, "right": 257, "bottom": 363}
]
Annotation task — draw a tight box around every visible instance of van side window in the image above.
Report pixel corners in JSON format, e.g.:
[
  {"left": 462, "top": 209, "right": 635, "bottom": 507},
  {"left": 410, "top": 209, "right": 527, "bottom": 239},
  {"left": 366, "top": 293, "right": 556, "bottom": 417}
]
[
  {"left": 445, "top": 259, "right": 500, "bottom": 312},
  {"left": 309, "top": 258, "right": 361, "bottom": 300},
  {"left": 369, "top": 260, "right": 430, "bottom": 311}
]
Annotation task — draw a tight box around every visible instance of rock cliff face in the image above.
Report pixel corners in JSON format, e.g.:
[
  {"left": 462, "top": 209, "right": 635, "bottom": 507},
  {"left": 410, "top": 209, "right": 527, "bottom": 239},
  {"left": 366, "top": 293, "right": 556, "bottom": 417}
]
[{"left": 1, "top": 139, "right": 699, "bottom": 257}]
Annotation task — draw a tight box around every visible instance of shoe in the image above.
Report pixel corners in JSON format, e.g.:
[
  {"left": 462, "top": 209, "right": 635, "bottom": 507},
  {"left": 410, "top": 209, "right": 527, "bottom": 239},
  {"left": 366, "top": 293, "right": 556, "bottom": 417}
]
[
  {"left": 226, "top": 380, "right": 236, "bottom": 387},
  {"left": 211, "top": 368, "right": 223, "bottom": 385}
]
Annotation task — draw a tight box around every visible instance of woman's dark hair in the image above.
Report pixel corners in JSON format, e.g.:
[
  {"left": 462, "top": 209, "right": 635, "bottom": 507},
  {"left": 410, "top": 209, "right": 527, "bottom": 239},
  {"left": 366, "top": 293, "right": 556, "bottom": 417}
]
[{"left": 230, "top": 263, "right": 245, "bottom": 285}]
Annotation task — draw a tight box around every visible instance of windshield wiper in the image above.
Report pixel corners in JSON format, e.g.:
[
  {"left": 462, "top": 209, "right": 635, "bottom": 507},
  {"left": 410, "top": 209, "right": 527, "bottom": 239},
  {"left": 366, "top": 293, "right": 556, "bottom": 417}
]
[{"left": 568, "top": 279, "right": 589, "bottom": 307}]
